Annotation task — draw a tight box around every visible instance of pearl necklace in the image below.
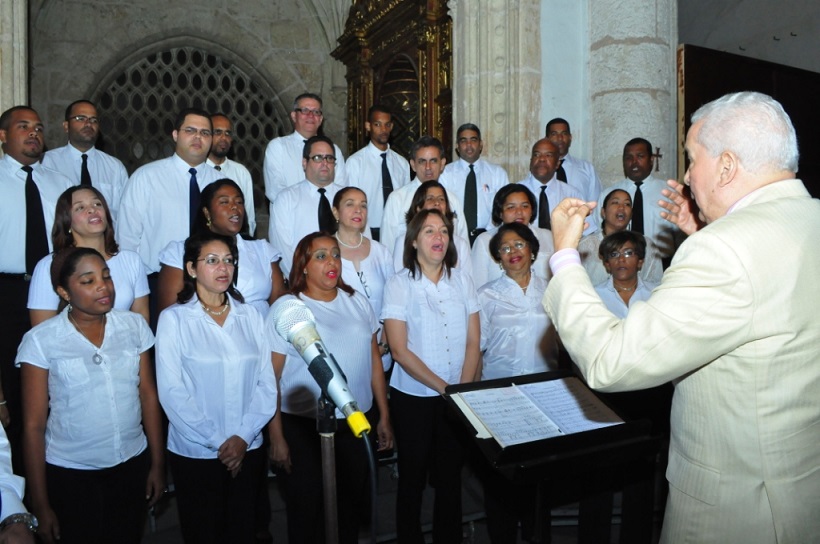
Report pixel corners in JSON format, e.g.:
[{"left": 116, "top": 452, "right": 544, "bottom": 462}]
[
  {"left": 201, "top": 297, "right": 230, "bottom": 316},
  {"left": 69, "top": 312, "right": 106, "bottom": 365},
  {"left": 335, "top": 232, "right": 363, "bottom": 249},
  {"left": 615, "top": 282, "right": 638, "bottom": 292}
]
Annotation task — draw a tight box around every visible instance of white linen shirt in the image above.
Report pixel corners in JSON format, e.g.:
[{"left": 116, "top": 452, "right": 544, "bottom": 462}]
[
  {"left": 42, "top": 144, "right": 129, "bottom": 220},
  {"left": 117, "top": 154, "right": 221, "bottom": 273},
  {"left": 159, "top": 235, "right": 280, "bottom": 316},
  {"left": 601, "top": 176, "right": 684, "bottom": 258},
  {"left": 478, "top": 273, "right": 558, "bottom": 379},
  {"left": 578, "top": 230, "right": 664, "bottom": 286},
  {"left": 561, "top": 153, "right": 603, "bottom": 203},
  {"left": 156, "top": 296, "right": 277, "bottom": 458},
  {"left": 517, "top": 173, "right": 596, "bottom": 235},
  {"left": 28, "top": 250, "right": 149, "bottom": 312},
  {"left": 15, "top": 309, "right": 154, "bottom": 469},
  {"left": 393, "top": 233, "right": 473, "bottom": 280},
  {"left": 440, "top": 158, "right": 509, "bottom": 230},
  {"left": 267, "top": 292, "right": 379, "bottom": 418},
  {"left": 206, "top": 157, "right": 257, "bottom": 236},
  {"left": 345, "top": 142, "right": 411, "bottom": 229},
  {"left": 470, "top": 224, "right": 554, "bottom": 289},
  {"left": 380, "top": 179, "right": 469, "bottom": 254},
  {"left": 0, "top": 155, "right": 73, "bottom": 273},
  {"left": 263, "top": 131, "right": 347, "bottom": 218},
  {"left": 382, "top": 268, "right": 479, "bottom": 397},
  {"left": 268, "top": 179, "right": 348, "bottom": 277},
  {"left": 594, "top": 275, "right": 657, "bottom": 319}
]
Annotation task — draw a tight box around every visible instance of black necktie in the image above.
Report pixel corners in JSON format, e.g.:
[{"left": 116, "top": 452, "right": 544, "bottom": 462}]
[
  {"left": 556, "top": 159, "right": 567, "bottom": 183},
  {"left": 631, "top": 181, "right": 644, "bottom": 234},
  {"left": 318, "top": 188, "right": 334, "bottom": 232},
  {"left": 381, "top": 152, "right": 393, "bottom": 205},
  {"left": 189, "top": 168, "right": 200, "bottom": 233},
  {"left": 23, "top": 166, "right": 49, "bottom": 273},
  {"left": 80, "top": 153, "right": 92, "bottom": 186},
  {"left": 464, "top": 164, "right": 478, "bottom": 234},
  {"left": 539, "top": 185, "right": 551, "bottom": 230}
]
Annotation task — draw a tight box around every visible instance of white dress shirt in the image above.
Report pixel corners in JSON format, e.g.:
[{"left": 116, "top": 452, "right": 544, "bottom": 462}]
[
  {"left": 517, "top": 173, "right": 596, "bottom": 235},
  {"left": 0, "top": 155, "right": 73, "bottom": 273},
  {"left": 28, "top": 250, "right": 149, "bottom": 312},
  {"left": 478, "top": 273, "right": 558, "bottom": 378},
  {"left": 156, "top": 295, "right": 277, "bottom": 458},
  {"left": 268, "top": 292, "right": 378, "bottom": 417},
  {"left": 440, "top": 157, "right": 509, "bottom": 231},
  {"left": 117, "top": 154, "right": 221, "bottom": 273},
  {"left": 578, "top": 230, "right": 664, "bottom": 286},
  {"left": 206, "top": 157, "right": 257, "bottom": 236},
  {"left": 382, "top": 268, "right": 479, "bottom": 397},
  {"left": 42, "top": 144, "right": 129, "bottom": 220},
  {"left": 380, "top": 179, "right": 469, "bottom": 254},
  {"left": 345, "top": 142, "right": 411, "bottom": 229},
  {"left": 470, "top": 224, "right": 554, "bottom": 289},
  {"left": 0, "top": 425, "right": 26, "bottom": 520},
  {"left": 560, "top": 153, "right": 603, "bottom": 203},
  {"left": 594, "top": 276, "right": 657, "bottom": 319},
  {"left": 268, "top": 179, "right": 347, "bottom": 277},
  {"left": 15, "top": 309, "right": 154, "bottom": 469},
  {"left": 393, "top": 233, "right": 473, "bottom": 280},
  {"left": 160, "top": 235, "right": 280, "bottom": 316},
  {"left": 263, "top": 131, "right": 347, "bottom": 218},
  {"left": 602, "top": 176, "right": 684, "bottom": 258}
]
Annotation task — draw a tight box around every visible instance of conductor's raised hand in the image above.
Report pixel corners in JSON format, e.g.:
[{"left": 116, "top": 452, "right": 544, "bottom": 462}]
[
  {"left": 550, "top": 198, "right": 597, "bottom": 251},
  {"left": 660, "top": 179, "right": 704, "bottom": 235}
]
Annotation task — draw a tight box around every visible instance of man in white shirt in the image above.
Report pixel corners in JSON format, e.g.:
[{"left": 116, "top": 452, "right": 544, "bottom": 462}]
[
  {"left": 42, "top": 100, "right": 129, "bottom": 220},
  {"left": 440, "top": 123, "right": 509, "bottom": 245},
  {"left": 263, "top": 93, "right": 346, "bottom": 227},
  {"left": 380, "top": 136, "right": 468, "bottom": 253},
  {"left": 0, "top": 425, "right": 36, "bottom": 542},
  {"left": 206, "top": 113, "right": 257, "bottom": 235},
  {"left": 518, "top": 138, "right": 593, "bottom": 236},
  {"left": 604, "top": 137, "right": 684, "bottom": 262},
  {"left": 269, "top": 136, "right": 347, "bottom": 277},
  {"left": 345, "top": 105, "right": 411, "bottom": 241},
  {"left": 546, "top": 118, "right": 603, "bottom": 206}
]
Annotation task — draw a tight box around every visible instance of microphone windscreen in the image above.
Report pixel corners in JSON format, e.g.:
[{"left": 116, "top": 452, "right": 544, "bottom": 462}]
[{"left": 270, "top": 297, "right": 316, "bottom": 341}]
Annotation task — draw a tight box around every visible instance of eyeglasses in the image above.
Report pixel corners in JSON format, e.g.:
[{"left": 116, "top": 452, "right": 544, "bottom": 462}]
[
  {"left": 499, "top": 240, "right": 528, "bottom": 254},
  {"left": 606, "top": 249, "right": 637, "bottom": 260},
  {"left": 197, "top": 255, "right": 237, "bottom": 266},
  {"left": 70, "top": 115, "right": 99, "bottom": 125},
  {"left": 180, "top": 126, "right": 212, "bottom": 137},
  {"left": 309, "top": 154, "right": 337, "bottom": 164},
  {"left": 357, "top": 271, "right": 372, "bottom": 299},
  {"left": 294, "top": 107, "right": 323, "bottom": 117}
]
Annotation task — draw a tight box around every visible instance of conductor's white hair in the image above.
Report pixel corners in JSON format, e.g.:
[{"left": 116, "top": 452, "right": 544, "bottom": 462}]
[{"left": 692, "top": 91, "right": 799, "bottom": 175}]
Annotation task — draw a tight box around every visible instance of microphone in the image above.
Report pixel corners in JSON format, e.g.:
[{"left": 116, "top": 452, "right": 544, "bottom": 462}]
[{"left": 271, "top": 297, "right": 371, "bottom": 437}]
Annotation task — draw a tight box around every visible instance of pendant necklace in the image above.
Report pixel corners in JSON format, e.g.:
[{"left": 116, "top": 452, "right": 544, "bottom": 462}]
[{"left": 69, "top": 312, "right": 105, "bottom": 365}]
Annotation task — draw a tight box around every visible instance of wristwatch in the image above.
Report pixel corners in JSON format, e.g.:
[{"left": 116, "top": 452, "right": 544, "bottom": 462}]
[
  {"left": 0, "top": 512, "right": 38, "bottom": 533},
  {"left": 378, "top": 342, "right": 391, "bottom": 355}
]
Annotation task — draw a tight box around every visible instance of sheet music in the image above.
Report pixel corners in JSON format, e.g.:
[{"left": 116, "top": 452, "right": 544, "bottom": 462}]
[{"left": 519, "top": 378, "right": 623, "bottom": 433}]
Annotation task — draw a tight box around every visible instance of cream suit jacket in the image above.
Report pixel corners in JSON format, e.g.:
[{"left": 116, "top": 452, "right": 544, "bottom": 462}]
[{"left": 543, "top": 179, "right": 820, "bottom": 543}]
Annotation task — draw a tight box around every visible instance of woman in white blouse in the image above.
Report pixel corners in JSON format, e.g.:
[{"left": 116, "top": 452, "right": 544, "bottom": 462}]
[
  {"left": 157, "top": 178, "right": 286, "bottom": 316},
  {"left": 28, "top": 186, "right": 149, "bottom": 326},
  {"left": 267, "top": 232, "right": 392, "bottom": 544},
  {"left": 155, "top": 232, "right": 277, "bottom": 544},
  {"left": 331, "top": 186, "right": 396, "bottom": 370},
  {"left": 18, "top": 247, "right": 164, "bottom": 544},
  {"left": 382, "top": 208, "right": 481, "bottom": 543},
  {"left": 471, "top": 184, "right": 554, "bottom": 289},
  {"left": 594, "top": 230, "right": 658, "bottom": 318}
]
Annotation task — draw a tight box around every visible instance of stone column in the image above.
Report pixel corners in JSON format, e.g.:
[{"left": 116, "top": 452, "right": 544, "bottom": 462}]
[
  {"left": 450, "top": 0, "right": 542, "bottom": 181},
  {"left": 588, "top": 0, "right": 678, "bottom": 184},
  {"left": 0, "top": 0, "right": 28, "bottom": 137}
]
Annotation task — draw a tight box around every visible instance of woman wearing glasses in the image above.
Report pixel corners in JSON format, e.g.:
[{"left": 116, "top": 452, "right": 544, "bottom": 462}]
[
  {"left": 155, "top": 232, "right": 277, "bottom": 544},
  {"left": 594, "top": 231, "right": 657, "bottom": 318},
  {"left": 331, "top": 187, "right": 396, "bottom": 370}
]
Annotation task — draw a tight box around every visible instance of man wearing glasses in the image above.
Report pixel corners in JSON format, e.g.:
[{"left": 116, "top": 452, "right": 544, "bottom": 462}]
[
  {"left": 42, "top": 100, "right": 129, "bottom": 220},
  {"left": 263, "top": 93, "right": 347, "bottom": 229}
]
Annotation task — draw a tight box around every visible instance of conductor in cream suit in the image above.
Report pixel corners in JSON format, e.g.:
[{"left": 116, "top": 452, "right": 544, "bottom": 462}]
[{"left": 543, "top": 92, "right": 819, "bottom": 543}]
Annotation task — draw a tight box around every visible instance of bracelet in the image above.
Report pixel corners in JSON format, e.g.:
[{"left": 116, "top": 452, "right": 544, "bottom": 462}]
[{"left": 0, "top": 400, "right": 7, "bottom": 406}]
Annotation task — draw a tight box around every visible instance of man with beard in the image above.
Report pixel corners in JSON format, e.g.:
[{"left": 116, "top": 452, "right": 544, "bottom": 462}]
[
  {"left": 206, "top": 113, "right": 257, "bottom": 235},
  {"left": 0, "top": 106, "right": 72, "bottom": 473},
  {"left": 345, "top": 105, "right": 410, "bottom": 241},
  {"left": 42, "top": 100, "right": 129, "bottom": 220}
]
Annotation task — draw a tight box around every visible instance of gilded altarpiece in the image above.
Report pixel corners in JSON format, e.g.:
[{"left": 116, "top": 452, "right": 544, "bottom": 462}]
[{"left": 332, "top": 0, "right": 452, "bottom": 161}]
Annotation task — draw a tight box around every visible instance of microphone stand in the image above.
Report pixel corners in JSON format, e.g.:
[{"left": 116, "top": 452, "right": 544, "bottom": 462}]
[{"left": 317, "top": 394, "right": 340, "bottom": 544}]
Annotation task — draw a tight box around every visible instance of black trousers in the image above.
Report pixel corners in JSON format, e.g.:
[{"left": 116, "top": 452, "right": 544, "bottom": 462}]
[
  {"left": 169, "top": 447, "right": 266, "bottom": 544},
  {"left": 390, "top": 388, "right": 467, "bottom": 544}
]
